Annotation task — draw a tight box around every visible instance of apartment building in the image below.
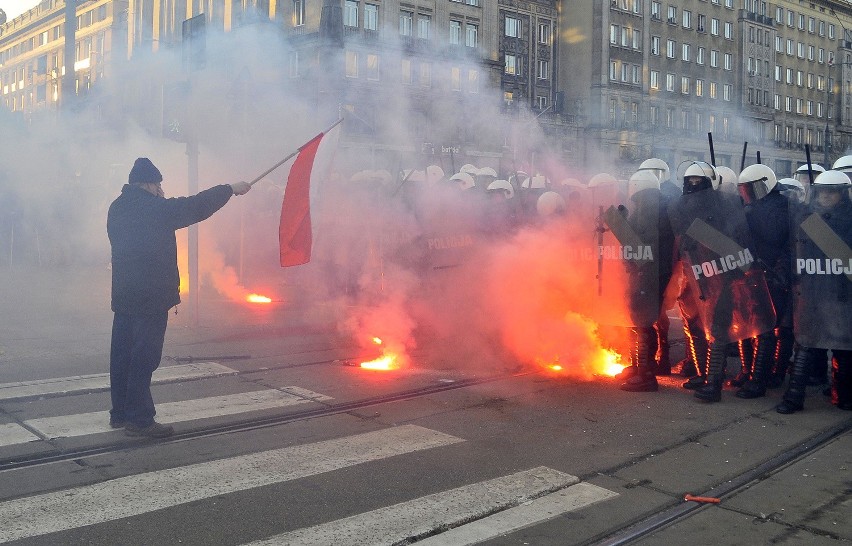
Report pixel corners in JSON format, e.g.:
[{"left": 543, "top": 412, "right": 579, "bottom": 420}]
[{"left": 4, "top": 0, "right": 852, "bottom": 176}]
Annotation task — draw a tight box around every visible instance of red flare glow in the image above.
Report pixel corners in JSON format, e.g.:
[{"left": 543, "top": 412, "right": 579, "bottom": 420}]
[
  {"left": 597, "top": 349, "right": 625, "bottom": 377},
  {"left": 246, "top": 294, "right": 272, "bottom": 304},
  {"left": 360, "top": 354, "right": 399, "bottom": 370}
]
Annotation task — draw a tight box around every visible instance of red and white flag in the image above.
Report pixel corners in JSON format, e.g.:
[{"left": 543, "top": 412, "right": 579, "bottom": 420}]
[{"left": 278, "top": 123, "right": 340, "bottom": 267}]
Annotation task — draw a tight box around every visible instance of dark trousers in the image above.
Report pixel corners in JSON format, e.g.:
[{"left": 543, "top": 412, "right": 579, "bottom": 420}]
[{"left": 109, "top": 311, "right": 169, "bottom": 427}]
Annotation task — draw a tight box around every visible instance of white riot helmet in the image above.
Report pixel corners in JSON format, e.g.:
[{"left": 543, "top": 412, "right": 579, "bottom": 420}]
[
  {"left": 426, "top": 165, "right": 445, "bottom": 184},
  {"left": 810, "top": 170, "right": 852, "bottom": 207},
  {"left": 777, "top": 177, "right": 806, "bottom": 203},
  {"left": 536, "top": 191, "right": 566, "bottom": 216},
  {"left": 459, "top": 164, "right": 479, "bottom": 176},
  {"left": 831, "top": 155, "right": 852, "bottom": 173},
  {"left": 682, "top": 161, "right": 718, "bottom": 193},
  {"left": 737, "top": 164, "right": 777, "bottom": 205},
  {"left": 628, "top": 170, "right": 661, "bottom": 200},
  {"left": 637, "top": 158, "right": 670, "bottom": 183},
  {"left": 509, "top": 171, "right": 529, "bottom": 188},
  {"left": 486, "top": 179, "right": 515, "bottom": 199},
  {"left": 449, "top": 172, "right": 476, "bottom": 190},
  {"left": 793, "top": 163, "right": 825, "bottom": 186},
  {"left": 715, "top": 166, "right": 739, "bottom": 196},
  {"left": 588, "top": 172, "right": 618, "bottom": 187},
  {"left": 523, "top": 174, "right": 550, "bottom": 189},
  {"left": 477, "top": 167, "right": 497, "bottom": 178}
]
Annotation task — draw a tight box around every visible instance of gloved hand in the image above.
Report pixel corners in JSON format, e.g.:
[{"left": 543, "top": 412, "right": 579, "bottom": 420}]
[{"left": 230, "top": 181, "right": 251, "bottom": 195}]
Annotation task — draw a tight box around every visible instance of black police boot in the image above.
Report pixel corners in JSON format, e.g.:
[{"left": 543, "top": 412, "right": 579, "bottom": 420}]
[
  {"left": 621, "top": 328, "right": 659, "bottom": 392},
  {"left": 695, "top": 343, "right": 727, "bottom": 403},
  {"left": 654, "top": 321, "right": 671, "bottom": 376},
  {"left": 807, "top": 349, "right": 829, "bottom": 386},
  {"left": 768, "top": 327, "right": 794, "bottom": 389},
  {"left": 736, "top": 332, "right": 774, "bottom": 399},
  {"left": 682, "top": 327, "right": 708, "bottom": 389},
  {"left": 678, "top": 358, "right": 698, "bottom": 377},
  {"left": 776, "top": 348, "right": 813, "bottom": 414},
  {"left": 831, "top": 351, "right": 852, "bottom": 411},
  {"left": 730, "top": 338, "right": 753, "bottom": 387}
]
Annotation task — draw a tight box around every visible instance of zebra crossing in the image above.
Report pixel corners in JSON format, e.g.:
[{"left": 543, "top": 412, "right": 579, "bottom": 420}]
[{"left": 0, "top": 367, "right": 619, "bottom": 544}]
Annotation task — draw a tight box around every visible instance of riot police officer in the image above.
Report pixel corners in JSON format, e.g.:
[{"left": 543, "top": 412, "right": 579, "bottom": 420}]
[{"left": 777, "top": 170, "right": 852, "bottom": 413}]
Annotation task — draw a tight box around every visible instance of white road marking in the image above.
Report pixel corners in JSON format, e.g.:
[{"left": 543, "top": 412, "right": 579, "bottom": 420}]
[
  {"left": 0, "top": 425, "right": 463, "bottom": 543},
  {"left": 0, "top": 423, "right": 40, "bottom": 447},
  {"left": 245, "top": 467, "right": 615, "bottom": 546},
  {"left": 416, "top": 481, "right": 619, "bottom": 545},
  {"left": 25, "top": 388, "right": 333, "bottom": 439},
  {"left": 0, "top": 362, "right": 237, "bottom": 400}
]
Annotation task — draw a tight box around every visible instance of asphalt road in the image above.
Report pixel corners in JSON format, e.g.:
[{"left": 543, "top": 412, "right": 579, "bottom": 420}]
[{"left": 0, "top": 266, "right": 849, "bottom": 545}]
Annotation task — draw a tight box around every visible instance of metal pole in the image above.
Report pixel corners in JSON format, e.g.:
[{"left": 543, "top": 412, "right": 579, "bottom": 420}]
[{"left": 187, "top": 140, "right": 199, "bottom": 327}]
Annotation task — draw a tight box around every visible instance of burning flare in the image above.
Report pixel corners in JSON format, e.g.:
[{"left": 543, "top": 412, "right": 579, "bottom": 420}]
[
  {"left": 359, "top": 336, "right": 404, "bottom": 370},
  {"left": 597, "top": 349, "right": 625, "bottom": 377},
  {"left": 246, "top": 294, "right": 272, "bottom": 303}
]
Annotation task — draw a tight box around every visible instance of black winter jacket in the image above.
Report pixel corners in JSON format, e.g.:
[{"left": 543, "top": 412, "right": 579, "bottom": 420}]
[{"left": 108, "top": 183, "right": 234, "bottom": 314}]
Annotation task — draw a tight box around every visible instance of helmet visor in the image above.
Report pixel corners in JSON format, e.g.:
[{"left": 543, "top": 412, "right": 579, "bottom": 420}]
[{"left": 737, "top": 180, "right": 768, "bottom": 204}]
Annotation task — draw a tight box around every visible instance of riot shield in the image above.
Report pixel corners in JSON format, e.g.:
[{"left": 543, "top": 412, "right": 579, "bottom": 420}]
[
  {"left": 789, "top": 202, "right": 852, "bottom": 350},
  {"left": 668, "top": 191, "right": 776, "bottom": 343},
  {"left": 602, "top": 190, "right": 666, "bottom": 329}
]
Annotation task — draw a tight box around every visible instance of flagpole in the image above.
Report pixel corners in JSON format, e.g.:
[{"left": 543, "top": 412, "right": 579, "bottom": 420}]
[{"left": 248, "top": 118, "right": 344, "bottom": 186}]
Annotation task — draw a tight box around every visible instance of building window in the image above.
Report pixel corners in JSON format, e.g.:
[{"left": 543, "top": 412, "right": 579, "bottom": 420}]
[
  {"left": 418, "top": 15, "right": 430, "bottom": 39},
  {"left": 724, "top": 21, "right": 732, "bottom": 39},
  {"left": 711, "top": 18, "right": 719, "bottom": 35},
  {"left": 621, "top": 27, "right": 632, "bottom": 47},
  {"left": 401, "top": 59, "right": 412, "bottom": 84},
  {"left": 506, "top": 17, "right": 520, "bottom": 38},
  {"left": 651, "top": 36, "right": 660, "bottom": 55},
  {"left": 420, "top": 62, "right": 431, "bottom": 87},
  {"left": 696, "top": 79, "right": 704, "bottom": 97},
  {"left": 829, "top": 24, "right": 835, "bottom": 39},
  {"left": 682, "top": 43, "right": 691, "bottom": 61},
  {"left": 449, "top": 20, "right": 461, "bottom": 44},
  {"left": 710, "top": 50, "right": 718, "bottom": 68},
  {"left": 468, "top": 69, "right": 479, "bottom": 93},
  {"left": 697, "top": 46, "right": 705, "bottom": 64},
  {"left": 400, "top": 11, "right": 413, "bottom": 36},
  {"left": 466, "top": 24, "right": 478, "bottom": 47},
  {"left": 539, "top": 23, "right": 551, "bottom": 45},
  {"left": 667, "top": 6, "right": 676, "bottom": 24},
  {"left": 651, "top": 1, "right": 660, "bottom": 20},
  {"left": 697, "top": 14, "right": 705, "bottom": 32},
  {"left": 666, "top": 73, "right": 675, "bottom": 92},
  {"left": 724, "top": 53, "right": 732, "bottom": 70},
  {"left": 709, "top": 82, "right": 717, "bottom": 98},
  {"left": 366, "top": 54, "right": 379, "bottom": 80},
  {"left": 451, "top": 67, "right": 461, "bottom": 91},
  {"left": 344, "top": 0, "right": 358, "bottom": 27},
  {"left": 537, "top": 60, "right": 549, "bottom": 80},
  {"left": 345, "top": 50, "right": 358, "bottom": 77},
  {"left": 610, "top": 24, "right": 619, "bottom": 45},
  {"left": 506, "top": 54, "right": 519, "bottom": 76},
  {"left": 537, "top": 95, "right": 548, "bottom": 109},
  {"left": 681, "top": 76, "right": 689, "bottom": 94},
  {"left": 293, "top": 0, "right": 305, "bottom": 26},
  {"left": 650, "top": 70, "right": 659, "bottom": 89},
  {"left": 666, "top": 39, "right": 675, "bottom": 58},
  {"left": 633, "top": 29, "right": 641, "bottom": 50},
  {"left": 364, "top": 4, "right": 378, "bottom": 30},
  {"left": 682, "top": 10, "right": 691, "bottom": 28},
  {"left": 774, "top": 94, "right": 781, "bottom": 110}
]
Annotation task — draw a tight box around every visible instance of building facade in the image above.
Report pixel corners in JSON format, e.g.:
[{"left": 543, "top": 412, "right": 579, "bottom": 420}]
[{"left": 4, "top": 0, "right": 852, "bottom": 177}]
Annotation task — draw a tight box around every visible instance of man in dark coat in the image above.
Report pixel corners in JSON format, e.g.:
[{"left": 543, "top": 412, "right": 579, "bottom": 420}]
[{"left": 107, "top": 158, "right": 251, "bottom": 437}]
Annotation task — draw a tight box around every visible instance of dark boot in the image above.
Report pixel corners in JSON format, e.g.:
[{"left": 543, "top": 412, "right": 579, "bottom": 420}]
[
  {"left": 807, "top": 348, "right": 829, "bottom": 386},
  {"left": 621, "top": 328, "right": 659, "bottom": 392},
  {"left": 736, "top": 332, "right": 774, "bottom": 399},
  {"left": 730, "top": 338, "right": 753, "bottom": 387},
  {"left": 654, "top": 319, "right": 671, "bottom": 376},
  {"left": 831, "top": 351, "right": 852, "bottom": 411},
  {"left": 776, "top": 348, "right": 814, "bottom": 414},
  {"left": 768, "top": 327, "right": 794, "bottom": 388},
  {"left": 682, "top": 324, "right": 708, "bottom": 389},
  {"left": 695, "top": 343, "right": 727, "bottom": 402}
]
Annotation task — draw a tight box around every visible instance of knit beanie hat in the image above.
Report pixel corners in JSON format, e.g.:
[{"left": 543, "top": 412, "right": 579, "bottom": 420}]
[{"left": 128, "top": 158, "right": 163, "bottom": 185}]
